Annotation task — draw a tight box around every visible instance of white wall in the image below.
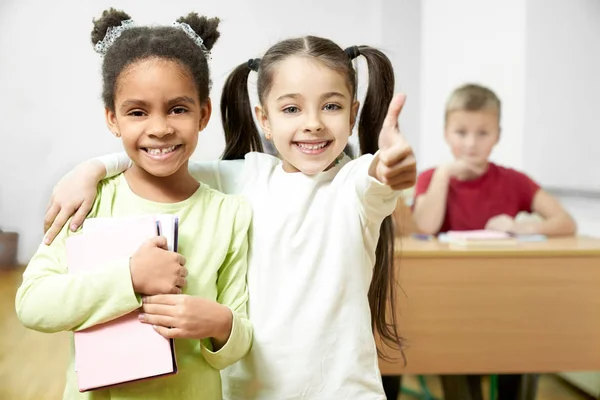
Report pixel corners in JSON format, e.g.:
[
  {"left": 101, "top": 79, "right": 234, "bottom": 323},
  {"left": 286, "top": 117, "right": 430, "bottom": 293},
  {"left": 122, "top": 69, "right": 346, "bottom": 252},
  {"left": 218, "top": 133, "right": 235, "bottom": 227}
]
[
  {"left": 0, "top": 0, "right": 392, "bottom": 263},
  {"left": 381, "top": 0, "right": 421, "bottom": 159},
  {"left": 523, "top": 0, "right": 600, "bottom": 192},
  {"left": 418, "top": 0, "right": 600, "bottom": 193},
  {"left": 340, "top": 0, "right": 421, "bottom": 157},
  {"left": 419, "top": 0, "right": 526, "bottom": 170},
  {"left": 2, "top": 0, "right": 598, "bottom": 264}
]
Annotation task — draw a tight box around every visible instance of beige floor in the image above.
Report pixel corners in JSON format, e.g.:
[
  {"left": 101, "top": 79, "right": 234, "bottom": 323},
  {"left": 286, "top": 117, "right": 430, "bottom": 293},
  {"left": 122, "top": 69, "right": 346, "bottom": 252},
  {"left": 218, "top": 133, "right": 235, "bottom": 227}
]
[
  {"left": 0, "top": 267, "right": 596, "bottom": 400},
  {"left": 1, "top": 267, "right": 69, "bottom": 400}
]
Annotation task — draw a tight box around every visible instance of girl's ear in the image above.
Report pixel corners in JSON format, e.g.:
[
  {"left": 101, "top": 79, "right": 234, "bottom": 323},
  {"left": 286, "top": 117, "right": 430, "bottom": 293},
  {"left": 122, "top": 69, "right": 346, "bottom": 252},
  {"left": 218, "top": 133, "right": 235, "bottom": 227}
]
[
  {"left": 255, "top": 105, "right": 272, "bottom": 140},
  {"left": 105, "top": 108, "right": 120, "bottom": 137},
  {"left": 350, "top": 101, "right": 360, "bottom": 133},
  {"left": 198, "top": 98, "right": 213, "bottom": 131}
]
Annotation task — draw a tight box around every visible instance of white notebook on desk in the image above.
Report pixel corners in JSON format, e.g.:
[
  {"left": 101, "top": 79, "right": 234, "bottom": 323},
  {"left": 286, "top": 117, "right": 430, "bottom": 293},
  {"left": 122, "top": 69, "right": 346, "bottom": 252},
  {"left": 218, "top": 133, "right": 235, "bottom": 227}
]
[
  {"left": 440, "top": 230, "right": 517, "bottom": 248},
  {"left": 438, "top": 230, "right": 547, "bottom": 249}
]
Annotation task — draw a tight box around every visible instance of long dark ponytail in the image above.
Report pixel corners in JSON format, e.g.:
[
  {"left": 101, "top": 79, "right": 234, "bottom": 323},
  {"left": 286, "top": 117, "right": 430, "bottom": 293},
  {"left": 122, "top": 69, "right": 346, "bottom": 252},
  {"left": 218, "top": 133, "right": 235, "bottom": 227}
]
[
  {"left": 220, "top": 60, "right": 264, "bottom": 160},
  {"left": 354, "top": 45, "right": 404, "bottom": 361}
]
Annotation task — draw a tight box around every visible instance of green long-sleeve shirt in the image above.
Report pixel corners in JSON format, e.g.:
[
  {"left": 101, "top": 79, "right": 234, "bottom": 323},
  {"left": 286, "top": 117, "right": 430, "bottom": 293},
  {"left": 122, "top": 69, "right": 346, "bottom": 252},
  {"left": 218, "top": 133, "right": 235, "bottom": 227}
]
[{"left": 15, "top": 173, "right": 253, "bottom": 400}]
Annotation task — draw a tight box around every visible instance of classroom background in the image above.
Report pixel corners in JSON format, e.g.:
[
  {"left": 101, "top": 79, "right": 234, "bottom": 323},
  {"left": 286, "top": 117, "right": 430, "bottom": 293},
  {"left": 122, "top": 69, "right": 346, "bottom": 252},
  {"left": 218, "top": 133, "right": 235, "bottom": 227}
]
[{"left": 0, "top": 0, "right": 598, "bottom": 399}]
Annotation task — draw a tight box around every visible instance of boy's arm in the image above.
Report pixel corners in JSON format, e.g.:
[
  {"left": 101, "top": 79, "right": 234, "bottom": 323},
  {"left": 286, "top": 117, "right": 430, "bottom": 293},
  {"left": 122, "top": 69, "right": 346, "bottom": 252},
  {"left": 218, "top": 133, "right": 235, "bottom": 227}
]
[
  {"left": 412, "top": 167, "right": 451, "bottom": 235},
  {"left": 201, "top": 199, "right": 253, "bottom": 370},
  {"left": 16, "top": 224, "right": 141, "bottom": 333},
  {"left": 515, "top": 189, "right": 577, "bottom": 236}
]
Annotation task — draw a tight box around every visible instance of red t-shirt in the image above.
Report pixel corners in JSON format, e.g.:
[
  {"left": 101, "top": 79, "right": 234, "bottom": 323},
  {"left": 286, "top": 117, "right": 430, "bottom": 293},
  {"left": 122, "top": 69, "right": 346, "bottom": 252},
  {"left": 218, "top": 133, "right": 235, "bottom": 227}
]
[{"left": 414, "top": 163, "right": 540, "bottom": 234}]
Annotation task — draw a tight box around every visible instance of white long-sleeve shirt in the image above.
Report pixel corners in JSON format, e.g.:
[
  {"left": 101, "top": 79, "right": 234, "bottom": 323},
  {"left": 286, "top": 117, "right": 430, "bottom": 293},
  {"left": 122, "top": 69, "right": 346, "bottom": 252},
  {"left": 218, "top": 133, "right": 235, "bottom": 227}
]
[{"left": 101, "top": 151, "right": 401, "bottom": 400}]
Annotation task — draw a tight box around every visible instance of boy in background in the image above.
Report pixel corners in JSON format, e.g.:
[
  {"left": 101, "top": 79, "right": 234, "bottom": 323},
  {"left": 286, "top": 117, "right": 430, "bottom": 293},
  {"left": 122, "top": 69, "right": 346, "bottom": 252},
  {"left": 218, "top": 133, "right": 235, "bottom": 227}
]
[{"left": 412, "top": 83, "right": 577, "bottom": 400}]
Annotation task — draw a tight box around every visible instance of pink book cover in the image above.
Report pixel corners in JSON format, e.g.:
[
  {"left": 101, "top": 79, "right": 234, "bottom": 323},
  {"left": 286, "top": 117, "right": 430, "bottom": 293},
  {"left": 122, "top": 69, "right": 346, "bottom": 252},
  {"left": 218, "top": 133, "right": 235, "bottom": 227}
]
[{"left": 65, "top": 216, "right": 177, "bottom": 392}]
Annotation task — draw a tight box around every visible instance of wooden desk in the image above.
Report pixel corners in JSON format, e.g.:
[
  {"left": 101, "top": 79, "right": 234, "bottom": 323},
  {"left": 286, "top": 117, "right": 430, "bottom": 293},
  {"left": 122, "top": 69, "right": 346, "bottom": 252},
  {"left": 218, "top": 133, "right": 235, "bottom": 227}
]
[{"left": 378, "top": 237, "right": 600, "bottom": 375}]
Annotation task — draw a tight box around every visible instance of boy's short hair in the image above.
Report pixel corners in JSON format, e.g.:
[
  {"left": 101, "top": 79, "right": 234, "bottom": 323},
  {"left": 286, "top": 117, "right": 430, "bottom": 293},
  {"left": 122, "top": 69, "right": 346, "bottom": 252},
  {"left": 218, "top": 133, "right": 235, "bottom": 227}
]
[{"left": 445, "top": 83, "right": 501, "bottom": 124}]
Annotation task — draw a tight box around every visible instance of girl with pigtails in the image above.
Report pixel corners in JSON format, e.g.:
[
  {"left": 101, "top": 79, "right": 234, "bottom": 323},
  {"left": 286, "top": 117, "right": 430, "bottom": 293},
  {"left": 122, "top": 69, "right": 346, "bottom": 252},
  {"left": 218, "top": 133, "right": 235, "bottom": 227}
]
[
  {"left": 43, "top": 34, "right": 417, "bottom": 399},
  {"left": 16, "top": 9, "right": 253, "bottom": 400}
]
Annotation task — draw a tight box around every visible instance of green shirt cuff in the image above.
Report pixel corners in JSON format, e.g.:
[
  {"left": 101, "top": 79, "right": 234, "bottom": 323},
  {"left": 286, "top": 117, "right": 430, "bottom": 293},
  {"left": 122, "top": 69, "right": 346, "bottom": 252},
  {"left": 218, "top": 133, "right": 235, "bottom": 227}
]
[{"left": 201, "top": 307, "right": 252, "bottom": 370}]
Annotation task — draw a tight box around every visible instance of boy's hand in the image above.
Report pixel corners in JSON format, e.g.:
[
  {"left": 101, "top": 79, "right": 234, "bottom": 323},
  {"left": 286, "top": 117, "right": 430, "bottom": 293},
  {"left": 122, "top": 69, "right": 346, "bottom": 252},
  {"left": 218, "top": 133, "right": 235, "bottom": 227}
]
[
  {"left": 139, "top": 294, "right": 233, "bottom": 348},
  {"left": 130, "top": 237, "right": 188, "bottom": 295},
  {"left": 44, "top": 160, "right": 105, "bottom": 245},
  {"left": 485, "top": 214, "right": 516, "bottom": 233},
  {"left": 372, "top": 93, "right": 417, "bottom": 190},
  {"left": 445, "top": 159, "right": 486, "bottom": 181}
]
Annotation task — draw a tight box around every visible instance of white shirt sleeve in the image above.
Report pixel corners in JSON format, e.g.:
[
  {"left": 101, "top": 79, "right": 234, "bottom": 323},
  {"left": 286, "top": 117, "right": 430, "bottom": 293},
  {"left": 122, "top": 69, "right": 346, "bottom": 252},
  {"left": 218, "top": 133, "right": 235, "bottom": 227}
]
[
  {"left": 92, "top": 153, "right": 246, "bottom": 195},
  {"left": 349, "top": 153, "right": 403, "bottom": 223},
  {"left": 94, "top": 152, "right": 132, "bottom": 178},
  {"left": 187, "top": 159, "right": 246, "bottom": 195}
]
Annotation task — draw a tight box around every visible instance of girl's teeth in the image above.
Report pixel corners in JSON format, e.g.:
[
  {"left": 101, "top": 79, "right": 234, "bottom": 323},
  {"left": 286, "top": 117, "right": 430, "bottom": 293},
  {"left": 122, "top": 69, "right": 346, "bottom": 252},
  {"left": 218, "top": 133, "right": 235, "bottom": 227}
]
[
  {"left": 298, "top": 142, "right": 327, "bottom": 150},
  {"left": 147, "top": 146, "right": 176, "bottom": 155}
]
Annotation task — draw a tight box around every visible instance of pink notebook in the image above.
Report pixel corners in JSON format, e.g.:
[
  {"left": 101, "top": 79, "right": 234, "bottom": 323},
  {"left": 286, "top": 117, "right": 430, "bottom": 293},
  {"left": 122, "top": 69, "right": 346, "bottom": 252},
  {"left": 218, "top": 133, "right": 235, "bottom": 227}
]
[{"left": 65, "top": 216, "right": 178, "bottom": 392}]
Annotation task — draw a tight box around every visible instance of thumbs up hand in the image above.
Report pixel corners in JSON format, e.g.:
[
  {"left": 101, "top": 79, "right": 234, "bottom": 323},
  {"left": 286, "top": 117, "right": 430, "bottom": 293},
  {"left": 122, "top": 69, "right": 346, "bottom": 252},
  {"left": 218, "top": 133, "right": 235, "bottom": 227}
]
[{"left": 370, "top": 93, "right": 417, "bottom": 190}]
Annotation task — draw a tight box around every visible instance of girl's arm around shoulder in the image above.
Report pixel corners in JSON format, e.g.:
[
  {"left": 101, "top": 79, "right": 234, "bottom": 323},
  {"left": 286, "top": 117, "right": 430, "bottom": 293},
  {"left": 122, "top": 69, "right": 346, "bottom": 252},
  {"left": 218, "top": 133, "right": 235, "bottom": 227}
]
[
  {"left": 43, "top": 152, "right": 132, "bottom": 243},
  {"left": 200, "top": 197, "right": 253, "bottom": 370},
  {"left": 95, "top": 151, "right": 133, "bottom": 178},
  {"left": 15, "top": 218, "right": 141, "bottom": 333},
  {"left": 43, "top": 156, "right": 247, "bottom": 243},
  {"left": 189, "top": 158, "right": 246, "bottom": 194}
]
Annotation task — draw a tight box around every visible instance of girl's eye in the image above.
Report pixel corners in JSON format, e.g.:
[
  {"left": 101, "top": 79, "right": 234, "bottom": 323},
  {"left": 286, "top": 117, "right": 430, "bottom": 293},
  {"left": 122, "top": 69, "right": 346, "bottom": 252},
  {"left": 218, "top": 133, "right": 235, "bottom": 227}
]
[
  {"left": 171, "top": 107, "right": 188, "bottom": 115},
  {"left": 456, "top": 130, "right": 466, "bottom": 136},
  {"left": 323, "top": 103, "right": 341, "bottom": 111},
  {"left": 283, "top": 106, "right": 300, "bottom": 114},
  {"left": 128, "top": 110, "right": 145, "bottom": 117}
]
